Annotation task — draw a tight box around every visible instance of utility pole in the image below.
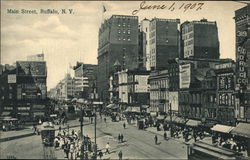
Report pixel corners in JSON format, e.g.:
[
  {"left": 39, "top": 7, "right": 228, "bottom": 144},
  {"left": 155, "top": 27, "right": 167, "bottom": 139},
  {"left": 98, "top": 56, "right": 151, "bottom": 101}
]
[{"left": 170, "top": 103, "right": 173, "bottom": 137}]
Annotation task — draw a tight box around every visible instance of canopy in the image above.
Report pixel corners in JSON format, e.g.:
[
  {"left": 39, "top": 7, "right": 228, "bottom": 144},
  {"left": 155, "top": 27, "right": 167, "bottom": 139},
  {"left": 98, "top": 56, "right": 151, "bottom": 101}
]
[
  {"left": 77, "top": 98, "right": 87, "bottom": 103},
  {"left": 173, "top": 116, "right": 187, "bottom": 124},
  {"left": 211, "top": 124, "right": 234, "bottom": 133},
  {"left": 71, "top": 98, "right": 78, "bottom": 102},
  {"left": 124, "top": 106, "right": 140, "bottom": 113},
  {"left": 231, "top": 123, "right": 250, "bottom": 138},
  {"left": 186, "top": 119, "right": 201, "bottom": 127},
  {"left": 156, "top": 115, "right": 165, "bottom": 120},
  {"left": 106, "top": 104, "right": 115, "bottom": 109},
  {"left": 93, "top": 101, "right": 103, "bottom": 105},
  {"left": 1, "top": 112, "right": 10, "bottom": 116}
]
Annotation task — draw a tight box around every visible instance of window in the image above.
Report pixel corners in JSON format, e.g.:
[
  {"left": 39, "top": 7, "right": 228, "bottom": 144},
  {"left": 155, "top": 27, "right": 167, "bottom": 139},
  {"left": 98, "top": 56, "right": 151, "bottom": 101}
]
[
  {"left": 225, "top": 94, "right": 228, "bottom": 105},
  {"left": 128, "top": 37, "right": 131, "bottom": 41},
  {"left": 127, "top": 29, "right": 131, "bottom": 34},
  {"left": 9, "top": 86, "right": 12, "bottom": 90},
  {"left": 123, "top": 30, "right": 126, "bottom": 34},
  {"left": 123, "top": 23, "right": 126, "bottom": 27},
  {"left": 118, "top": 30, "right": 121, "bottom": 34},
  {"left": 9, "top": 93, "right": 12, "bottom": 99}
]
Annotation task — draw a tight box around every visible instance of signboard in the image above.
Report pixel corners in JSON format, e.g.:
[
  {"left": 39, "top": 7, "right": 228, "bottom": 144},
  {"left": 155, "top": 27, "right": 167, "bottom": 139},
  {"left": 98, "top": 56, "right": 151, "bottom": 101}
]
[
  {"left": 135, "top": 75, "right": 149, "bottom": 93},
  {"left": 179, "top": 63, "right": 191, "bottom": 89},
  {"left": 8, "top": 74, "right": 16, "bottom": 83},
  {"left": 16, "top": 61, "right": 46, "bottom": 76}
]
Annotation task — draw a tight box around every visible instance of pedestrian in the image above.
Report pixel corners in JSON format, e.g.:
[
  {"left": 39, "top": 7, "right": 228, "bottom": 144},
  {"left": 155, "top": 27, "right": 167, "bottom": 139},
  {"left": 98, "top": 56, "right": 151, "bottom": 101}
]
[
  {"left": 98, "top": 150, "right": 103, "bottom": 159},
  {"left": 120, "top": 134, "right": 124, "bottom": 143},
  {"left": 164, "top": 131, "right": 167, "bottom": 140},
  {"left": 123, "top": 122, "right": 126, "bottom": 129},
  {"left": 154, "top": 135, "right": 158, "bottom": 145},
  {"left": 105, "top": 142, "right": 110, "bottom": 154},
  {"left": 59, "top": 126, "right": 62, "bottom": 132},
  {"left": 118, "top": 150, "right": 123, "bottom": 160},
  {"left": 118, "top": 134, "right": 121, "bottom": 143},
  {"left": 91, "top": 117, "right": 93, "bottom": 124}
]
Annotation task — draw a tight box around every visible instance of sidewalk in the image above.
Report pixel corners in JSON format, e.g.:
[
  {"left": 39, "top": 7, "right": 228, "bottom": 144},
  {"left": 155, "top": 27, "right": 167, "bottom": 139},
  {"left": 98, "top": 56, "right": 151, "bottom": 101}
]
[{"left": 0, "top": 128, "right": 35, "bottom": 142}]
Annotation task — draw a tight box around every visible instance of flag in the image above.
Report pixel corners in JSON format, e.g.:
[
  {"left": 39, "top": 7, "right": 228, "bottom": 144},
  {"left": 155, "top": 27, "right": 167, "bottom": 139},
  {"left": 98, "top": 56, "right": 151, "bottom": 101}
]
[{"left": 103, "top": 5, "right": 107, "bottom": 13}]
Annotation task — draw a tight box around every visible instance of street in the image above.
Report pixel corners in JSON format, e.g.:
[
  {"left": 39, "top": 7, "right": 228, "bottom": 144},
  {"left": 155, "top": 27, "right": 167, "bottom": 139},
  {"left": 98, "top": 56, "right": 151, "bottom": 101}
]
[{"left": 0, "top": 115, "right": 187, "bottom": 159}]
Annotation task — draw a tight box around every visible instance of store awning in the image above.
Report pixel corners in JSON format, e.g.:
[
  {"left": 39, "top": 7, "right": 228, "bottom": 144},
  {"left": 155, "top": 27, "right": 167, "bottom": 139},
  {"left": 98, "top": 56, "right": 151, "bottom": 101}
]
[
  {"left": 173, "top": 116, "right": 187, "bottom": 124},
  {"left": 71, "top": 98, "right": 78, "bottom": 102},
  {"left": 1, "top": 112, "right": 10, "bottom": 116},
  {"left": 18, "top": 112, "right": 29, "bottom": 116},
  {"left": 211, "top": 124, "right": 234, "bottom": 133},
  {"left": 186, "top": 119, "right": 201, "bottom": 127},
  {"left": 231, "top": 123, "right": 250, "bottom": 138},
  {"left": 106, "top": 104, "right": 115, "bottom": 109},
  {"left": 156, "top": 115, "right": 165, "bottom": 120},
  {"left": 77, "top": 98, "right": 87, "bottom": 103},
  {"left": 93, "top": 101, "right": 103, "bottom": 105}
]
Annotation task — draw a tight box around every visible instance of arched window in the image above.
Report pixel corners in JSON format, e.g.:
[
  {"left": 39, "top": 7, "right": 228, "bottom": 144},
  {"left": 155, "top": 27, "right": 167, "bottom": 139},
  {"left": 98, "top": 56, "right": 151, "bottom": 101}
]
[
  {"left": 197, "top": 94, "right": 200, "bottom": 104},
  {"left": 219, "top": 94, "right": 222, "bottom": 105},
  {"left": 193, "top": 94, "right": 196, "bottom": 104}
]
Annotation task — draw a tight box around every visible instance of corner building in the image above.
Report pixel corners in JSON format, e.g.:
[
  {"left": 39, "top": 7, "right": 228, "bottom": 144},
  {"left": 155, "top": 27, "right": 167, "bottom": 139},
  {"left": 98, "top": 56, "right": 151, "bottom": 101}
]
[
  {"left": 234, "top": 4, "right": 250, "bottom": 122},
  {"left": 97, "top": 15, "right": 139, "bottom": 102}
]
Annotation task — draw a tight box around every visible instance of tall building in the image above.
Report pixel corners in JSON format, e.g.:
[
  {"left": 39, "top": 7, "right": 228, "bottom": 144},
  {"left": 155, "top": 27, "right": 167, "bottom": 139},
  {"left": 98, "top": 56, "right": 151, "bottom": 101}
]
[
  {"left": 97, "top": 15, "right": 139, "bottom": 102},
  {"left": 180, "top": 19, "right": 220, "bottom": 59},
  {"left": 140, "top": 18, "right": 151, "bottom": 71},
  {"left": 149, "top": 18, "right": 180, "bottom": 70},
  {"left": 234, "top": 4, "right": 250, "bottom": 122},
  {"left": 73, "top": 62, "right": 97, "bottom": 100}
]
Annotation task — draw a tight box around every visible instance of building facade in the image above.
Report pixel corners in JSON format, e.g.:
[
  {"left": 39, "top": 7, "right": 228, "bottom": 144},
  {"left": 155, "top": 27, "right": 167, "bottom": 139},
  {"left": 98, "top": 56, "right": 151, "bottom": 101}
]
[
  {"left": 181, "top": 19, "right": 220, "bottom": 59},
  {"left": 97, "top": 15, "right": 140, "bottom": 102},
  {"left": 73, "top": 62, "right": 97, "bottom": 100},
  {"left": 140, "top": 18, "right": 151, "bottom": 71},
  {"left": 118, "top": 69, "right": 150, "bottom": 106},
  {"left": 148, "top": 70, "right": 169, "bottom": 113},
  {"left": 0, "top": 61, "right": 48, "bottom": 121},
  {"left": 149, "top": 18, "right": 180, "bottom": 70},
  {"left": 214, "top": 62, "right": 236, "bottom": 125},
  {"left": 234, "top": 4, "right": 250, "bottom": 122},
  {"left": 178, "top": 58, "right": 233, "bottom": 122}
]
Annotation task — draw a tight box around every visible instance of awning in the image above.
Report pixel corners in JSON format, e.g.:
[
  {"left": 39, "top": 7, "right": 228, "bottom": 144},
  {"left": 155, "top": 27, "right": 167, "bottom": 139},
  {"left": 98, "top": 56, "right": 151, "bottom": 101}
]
[
  {"left": 71, "top": 98, "right": 78, "bottom": 102},
  {"left": 173, "top": 116, "right": 187, "bottom": 124},
  {"left": 93, "top": 101, "right": 103, "bottom": 105},
  {"left": 156, "top": 115, "right": 165, "bottom": 120},
  {"left": 186, "top": 119, "right": 201, "bottom": 127},
  {"left": 1, "top": 112, "right": 10, "bottom": 116},
  {"left": 18, "top": 112, "right": 29, "bottom": 116},
  {"left": 231, "top": 123, "right": 250, "bottom": 138},
  {"left": 34, "top": 112, "right": 45, "bottom": 116},
  {"left": 211, "top": 124, "right": 234, "bottom": 133},
  {"left": 106, "top": 104, "right": 116, "bottom": 109},
  {"left": 77, "top": 98, "right": 86, "bottom": 103},
  {"left": 124, "top": 107, "right": 140, "bottom": 113}
]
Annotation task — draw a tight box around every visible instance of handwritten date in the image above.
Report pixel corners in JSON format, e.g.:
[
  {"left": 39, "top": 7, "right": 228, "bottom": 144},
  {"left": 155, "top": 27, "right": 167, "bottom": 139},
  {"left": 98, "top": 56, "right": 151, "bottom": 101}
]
[{"left": 132, "top": 1, "right": 205, "bottom": 15}]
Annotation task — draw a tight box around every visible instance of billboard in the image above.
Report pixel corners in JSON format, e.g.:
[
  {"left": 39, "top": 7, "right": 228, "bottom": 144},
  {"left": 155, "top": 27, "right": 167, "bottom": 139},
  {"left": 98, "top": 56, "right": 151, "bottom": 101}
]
[
  {"left": 16, "top": 61, "right": 46, "bottom": 76},
  {"left": 179, "top": 63, "right": 191, "bottom": 89}
]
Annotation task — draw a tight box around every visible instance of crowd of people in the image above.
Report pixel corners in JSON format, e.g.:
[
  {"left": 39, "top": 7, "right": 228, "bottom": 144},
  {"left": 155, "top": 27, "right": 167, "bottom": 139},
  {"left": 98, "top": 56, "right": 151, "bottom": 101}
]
[{"left": 54, "top": 128, "right": 97, "bottom": 160}]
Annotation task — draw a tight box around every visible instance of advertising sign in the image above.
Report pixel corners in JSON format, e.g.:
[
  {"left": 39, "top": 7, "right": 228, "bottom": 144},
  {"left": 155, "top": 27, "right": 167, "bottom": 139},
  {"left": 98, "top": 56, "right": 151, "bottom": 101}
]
[{"left": 179, "top": 63, "right": 191, "bottom": 89}]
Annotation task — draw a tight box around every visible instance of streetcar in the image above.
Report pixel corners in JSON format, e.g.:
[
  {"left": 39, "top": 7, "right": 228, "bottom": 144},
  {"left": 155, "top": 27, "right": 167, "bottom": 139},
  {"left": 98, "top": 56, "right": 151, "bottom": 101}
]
[
  {"left": 40, "top": 122, "right": 55, "bottom": 147},
  {"left": 187, "top": 141, "right": 244, "bottom": 160}
]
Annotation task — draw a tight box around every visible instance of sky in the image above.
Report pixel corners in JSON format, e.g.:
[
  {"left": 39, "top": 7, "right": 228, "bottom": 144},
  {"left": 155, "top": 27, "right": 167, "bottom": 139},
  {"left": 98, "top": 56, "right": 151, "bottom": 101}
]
[{"left": 1, "top": 1, "right": 247, "bottom": 90}]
